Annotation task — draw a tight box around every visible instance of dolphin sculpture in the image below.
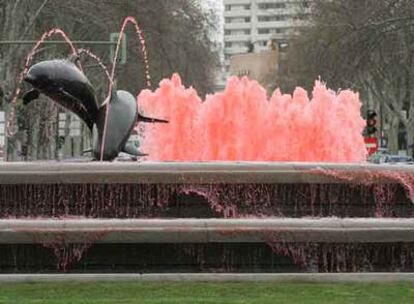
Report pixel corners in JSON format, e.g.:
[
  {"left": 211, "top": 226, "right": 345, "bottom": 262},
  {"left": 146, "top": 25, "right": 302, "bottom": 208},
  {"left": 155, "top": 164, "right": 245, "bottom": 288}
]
[
  {"left": 23, "top": 55, "right": 99, "bottom": 131},
  {"left": 92, "top": 88, "right": 168, "bottom": 160},
  {"left": 23, "top": 57, "right": 168, "bottom": 161}
]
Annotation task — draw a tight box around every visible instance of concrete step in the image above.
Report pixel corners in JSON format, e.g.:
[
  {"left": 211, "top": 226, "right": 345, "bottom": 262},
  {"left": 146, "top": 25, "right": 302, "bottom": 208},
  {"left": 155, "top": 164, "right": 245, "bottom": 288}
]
[
  {"left": 0, "top": 161, "right": 412, "bottom": 184},
  {"left": 1, "top": 218, "right": 414, "bottom": 244}
]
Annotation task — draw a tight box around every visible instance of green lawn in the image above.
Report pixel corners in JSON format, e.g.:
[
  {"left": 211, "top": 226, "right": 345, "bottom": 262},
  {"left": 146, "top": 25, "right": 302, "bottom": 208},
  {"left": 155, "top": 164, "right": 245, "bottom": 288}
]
[{"left": 0, "top": 282, "right": 413, "bottom": 304}]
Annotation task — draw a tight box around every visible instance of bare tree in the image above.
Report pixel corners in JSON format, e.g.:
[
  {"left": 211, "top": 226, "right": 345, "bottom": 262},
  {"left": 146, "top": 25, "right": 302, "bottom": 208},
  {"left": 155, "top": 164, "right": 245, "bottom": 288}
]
[
  {"left": 282, "top": 0, "right": 414, "bottom": 153},
  {"left": 0, "top": 0, "right": 219, "bottom": 160}
]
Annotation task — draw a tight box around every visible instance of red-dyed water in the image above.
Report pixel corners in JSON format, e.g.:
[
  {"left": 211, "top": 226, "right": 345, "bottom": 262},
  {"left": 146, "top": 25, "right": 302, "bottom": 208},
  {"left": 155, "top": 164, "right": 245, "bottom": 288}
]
[
  {"left": 137, "top": 74, "right": 367, "bottom": 162},
  {"left": 100, "top": 16, "right": 152, "bottom": 160},
  {"left": 7, "top": 16, "right": 152, "bottom": 161},
  {"left": 6, "top": 17, "right": 414, "bottom": 273},
  {"left": 266, "top": 241, "right": 414, "bottom": 272},
  {"left": 32, "top": 232, "right": 107, "bottom": 272},
  {"left": 8, "top": 17, "right": 368, "bottom": 164},
  {"left": 77, "top": 48, "right": 112, "bottom": 83},
  {"left": 6, "top": 28, "right": 78, "bottom": 137}
]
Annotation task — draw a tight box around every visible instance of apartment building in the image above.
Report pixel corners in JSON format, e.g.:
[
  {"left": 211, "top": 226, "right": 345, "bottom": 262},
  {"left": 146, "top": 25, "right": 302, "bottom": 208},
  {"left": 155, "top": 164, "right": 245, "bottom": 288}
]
[{"left": 223, "top": 0, "right": 311, "bottom": 71}]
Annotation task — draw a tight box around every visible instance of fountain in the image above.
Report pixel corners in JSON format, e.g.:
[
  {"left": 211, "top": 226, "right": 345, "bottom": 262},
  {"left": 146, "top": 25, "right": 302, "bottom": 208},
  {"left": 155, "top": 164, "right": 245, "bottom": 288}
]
[
  {"left": 0, "top": 17, "right": 413, "bottom": 282},
  {"left": 137, "top": 74, "right": 367, "bottom": 162}
]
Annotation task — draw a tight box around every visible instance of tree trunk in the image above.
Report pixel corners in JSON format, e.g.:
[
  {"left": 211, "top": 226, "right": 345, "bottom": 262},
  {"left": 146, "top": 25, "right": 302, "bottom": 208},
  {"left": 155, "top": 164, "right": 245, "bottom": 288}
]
[{"left": 388, "top": 116, "right": 400, "bottom": 154}]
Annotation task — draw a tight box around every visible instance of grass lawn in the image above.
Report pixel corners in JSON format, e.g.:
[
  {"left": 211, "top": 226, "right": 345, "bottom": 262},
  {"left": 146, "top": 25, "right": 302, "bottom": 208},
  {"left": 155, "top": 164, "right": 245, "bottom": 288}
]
[{"left": 0, "top": 282, "right": 413, "bottom": 304}]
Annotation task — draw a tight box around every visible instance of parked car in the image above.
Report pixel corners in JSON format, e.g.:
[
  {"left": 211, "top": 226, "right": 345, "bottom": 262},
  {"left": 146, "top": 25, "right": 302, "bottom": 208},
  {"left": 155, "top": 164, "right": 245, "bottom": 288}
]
[
  {"left": 383, "top": 155, "right": 414, "bottom": 165},
  {"left": 368, "top": 148, "right": 390, "bottom": 164}
]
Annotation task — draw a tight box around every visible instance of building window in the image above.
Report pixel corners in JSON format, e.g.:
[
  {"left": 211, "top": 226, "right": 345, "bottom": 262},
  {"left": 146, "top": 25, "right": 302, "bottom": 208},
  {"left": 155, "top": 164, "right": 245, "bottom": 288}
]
[
  {"left": 258, "top": 28, "right": 270, "bottom": 34},
  {"left": 225, "top": 29, "right": 251, "bottom": 35},
  {"left": 225, "top": 4, "right": 251, "bottom": 11},
  {"left": 238, "top": 29, "right": 251, "bottom": 35},
  {"left": 258, "top": 15, "right": 288, "bottom": 22},
  {"left": 225, "top": 41, "right": 251, "bottom": 48},
  {"left": 225, "top": 17, "right": 251, "bottom": 23},
  {"left": 258, "top": 28, "right": 289, "bottom": 34},
  {"left": 258, "top": 3, "right": 287, "bottom": 10},
  {"left": 232, "top": 41, "right": 250, "bottom": 48}
]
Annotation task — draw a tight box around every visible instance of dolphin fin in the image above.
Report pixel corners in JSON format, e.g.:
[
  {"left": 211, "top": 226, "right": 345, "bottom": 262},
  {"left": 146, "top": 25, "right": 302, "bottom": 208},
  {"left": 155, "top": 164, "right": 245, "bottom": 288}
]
[
  {"left": 137, "top": 113, "right": 169, "bottom": 124},
  {"left": 110, "top": 86, "right": 117, "bottom": 102},
  {"left": 122, "top": 142, "right": 148, "bottom": 157},
  {"left": 101, "top": 82, "right": 117, "bottom": 107},
  {"left": 22, "top": 89, "right": 40, "bottom": 105}
]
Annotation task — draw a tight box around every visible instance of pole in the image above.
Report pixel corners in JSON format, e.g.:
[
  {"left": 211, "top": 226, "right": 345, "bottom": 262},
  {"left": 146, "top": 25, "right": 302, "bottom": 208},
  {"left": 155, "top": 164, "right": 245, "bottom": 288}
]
[{"left": 379, "top": 100, "right": 384, "bottom": 147}]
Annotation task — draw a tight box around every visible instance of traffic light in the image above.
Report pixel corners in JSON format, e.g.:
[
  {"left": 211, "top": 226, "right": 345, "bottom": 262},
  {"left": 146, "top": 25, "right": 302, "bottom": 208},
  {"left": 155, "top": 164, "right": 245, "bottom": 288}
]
[{"left": 366, "top": 110, "right": 377, "bottom": 136}]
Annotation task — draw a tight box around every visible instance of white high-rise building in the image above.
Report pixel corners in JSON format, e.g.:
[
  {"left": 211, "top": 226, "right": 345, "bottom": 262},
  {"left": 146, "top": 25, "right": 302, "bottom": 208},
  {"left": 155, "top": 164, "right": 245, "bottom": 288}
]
[{"left": 223, "top": 0, "right": 311, "bottom": 72}]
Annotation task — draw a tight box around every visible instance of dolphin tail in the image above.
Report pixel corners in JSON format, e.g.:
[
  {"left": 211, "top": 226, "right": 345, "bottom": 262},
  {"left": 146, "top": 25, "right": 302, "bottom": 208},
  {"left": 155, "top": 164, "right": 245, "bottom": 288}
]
[
  {"left": 22, "top": 89, "right": 40, "bottom": 105},
  {"left": 101, "top": 82, "right": 117, "bottom": 107},
  {"left": 122, "top": 142, "right": 148, "bottom": 157},
  {"left": 137, "top": 113, "right": 169, "bottom": 124}
]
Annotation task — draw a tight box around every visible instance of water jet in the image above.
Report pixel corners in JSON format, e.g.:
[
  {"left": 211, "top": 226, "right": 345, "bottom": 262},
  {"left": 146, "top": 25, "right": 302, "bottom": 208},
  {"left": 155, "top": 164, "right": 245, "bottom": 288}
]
[{"left": 2, "top": 17, "right": 413, "bottom": 281}]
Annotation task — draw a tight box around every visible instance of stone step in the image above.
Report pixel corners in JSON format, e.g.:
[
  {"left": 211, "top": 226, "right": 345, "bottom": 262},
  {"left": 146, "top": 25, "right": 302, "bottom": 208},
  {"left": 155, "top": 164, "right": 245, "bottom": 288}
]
[{"left": 1, "top": 218, "right": 414, "bottom": 244}]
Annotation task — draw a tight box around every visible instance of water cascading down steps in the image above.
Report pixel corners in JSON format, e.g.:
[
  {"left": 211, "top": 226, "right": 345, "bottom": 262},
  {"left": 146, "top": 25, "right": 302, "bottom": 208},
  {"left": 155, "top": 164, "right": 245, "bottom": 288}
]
[{"left": 0, "top": 162, "right": 413, "bottom": 282}]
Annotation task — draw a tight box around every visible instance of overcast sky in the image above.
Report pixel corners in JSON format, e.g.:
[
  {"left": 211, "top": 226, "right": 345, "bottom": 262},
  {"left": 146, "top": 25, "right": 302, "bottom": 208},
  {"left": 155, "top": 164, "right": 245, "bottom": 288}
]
[
  {"left": 202, "top": 0, "right": 224, "bottom": 42},
  {"left": 205, "top": 0, "right": 224, "bottom": 12}
]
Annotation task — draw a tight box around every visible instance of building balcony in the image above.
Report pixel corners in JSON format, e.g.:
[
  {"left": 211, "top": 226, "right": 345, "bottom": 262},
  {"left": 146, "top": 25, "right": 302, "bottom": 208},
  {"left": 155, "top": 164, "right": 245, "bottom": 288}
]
[
  {"left": 224, "top": 0, "right": 251, "bottom": 5},
  {"left": 224, "top": 22, "right": 252, "bottom": 30},
  {"left": 256, "top": 21, "right": 293, "bottom": 28},
  {"left": 256, "top": 8, "right": 309, "bottom": 16},
  {"left": 224, "top": 34, "right": 252, "bottom": 42},
  {"left": 224, "top": 10, "right": 252, "bottom": 18}
]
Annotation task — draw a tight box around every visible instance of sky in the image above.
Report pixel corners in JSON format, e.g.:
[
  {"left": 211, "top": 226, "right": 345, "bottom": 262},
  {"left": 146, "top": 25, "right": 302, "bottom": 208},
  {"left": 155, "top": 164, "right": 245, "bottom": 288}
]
[
  {"left": 201, "top": 0, "right": 224, "bottom": 42},
  {"left": 204, "top": 0, "right": 224, "bottom": 12}
]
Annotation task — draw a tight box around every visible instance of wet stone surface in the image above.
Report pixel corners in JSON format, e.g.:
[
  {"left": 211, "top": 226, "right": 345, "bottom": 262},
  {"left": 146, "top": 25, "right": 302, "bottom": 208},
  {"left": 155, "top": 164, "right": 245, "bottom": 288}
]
[
  {"left": 0, "top": 183, "right": 412, "bottom": 218},
  {"left": 0, "top": 242, "right": 413, "bottom": 273}
]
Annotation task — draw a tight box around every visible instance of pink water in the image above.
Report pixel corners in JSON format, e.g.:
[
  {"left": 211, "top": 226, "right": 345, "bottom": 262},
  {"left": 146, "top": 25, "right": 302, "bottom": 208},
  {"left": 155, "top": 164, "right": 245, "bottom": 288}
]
[
  {"left": 100, "top": 16, "right": 152, "bottom": 160},
  {"left": 77, "top": 48, "right": 112, "bottom": 83},
  {"left": 137, "top": 74, "right": 367, "bottom": 162},
  {"left": 7, "top": 16, "right": 152, "bottom": 156},
  {"left": 9, "top": 17, "right": 368, "bottom": 163},
  {"left": 7, "top": 29, "right": 78, "bottom": 137}
]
